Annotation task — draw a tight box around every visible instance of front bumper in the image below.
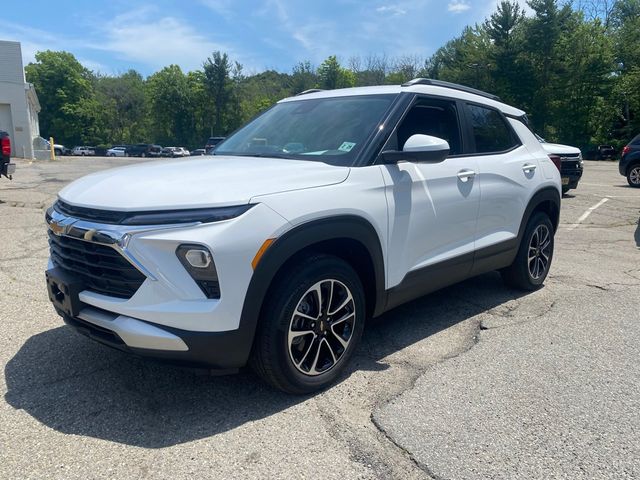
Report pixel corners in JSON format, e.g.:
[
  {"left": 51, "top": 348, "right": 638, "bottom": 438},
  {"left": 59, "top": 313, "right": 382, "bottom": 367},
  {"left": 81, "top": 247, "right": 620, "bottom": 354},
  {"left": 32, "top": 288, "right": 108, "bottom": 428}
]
[
  {"left": 44, "top": 201, "right": 291, "bottom": 368},
  {"left": 60, "top": 306, "right": 247, "bottom": 370},
  {"left": 560, "top": 166, "right": 583, "bottom": 190}
]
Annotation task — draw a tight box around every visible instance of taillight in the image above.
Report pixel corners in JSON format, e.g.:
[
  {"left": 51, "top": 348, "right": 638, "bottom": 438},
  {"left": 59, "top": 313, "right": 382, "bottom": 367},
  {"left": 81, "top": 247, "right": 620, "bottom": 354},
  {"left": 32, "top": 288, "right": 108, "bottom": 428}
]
[
  {"left": 1, "top": 136, "right": 10, "bottom": 156},
  {"left": 548, "top": 154, "right": 561, "bottom": 172},
  {"left": 622, "top": 146, "right": 631, "bottom": 156}
]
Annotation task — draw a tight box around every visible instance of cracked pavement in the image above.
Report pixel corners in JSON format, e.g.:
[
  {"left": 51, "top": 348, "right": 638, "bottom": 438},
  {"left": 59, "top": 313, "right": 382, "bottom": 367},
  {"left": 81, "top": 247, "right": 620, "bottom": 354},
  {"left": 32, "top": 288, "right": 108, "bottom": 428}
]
[{"left": 1, "top": 158, "right": 639, "bottom": 479}]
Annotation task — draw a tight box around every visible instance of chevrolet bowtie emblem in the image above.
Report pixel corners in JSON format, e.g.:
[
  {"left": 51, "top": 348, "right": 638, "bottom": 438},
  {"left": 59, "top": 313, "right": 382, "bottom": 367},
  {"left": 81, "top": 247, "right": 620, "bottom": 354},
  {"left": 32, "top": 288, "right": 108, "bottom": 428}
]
[{"left": 48, "top": 217, "right": 76, "bottom": 236}]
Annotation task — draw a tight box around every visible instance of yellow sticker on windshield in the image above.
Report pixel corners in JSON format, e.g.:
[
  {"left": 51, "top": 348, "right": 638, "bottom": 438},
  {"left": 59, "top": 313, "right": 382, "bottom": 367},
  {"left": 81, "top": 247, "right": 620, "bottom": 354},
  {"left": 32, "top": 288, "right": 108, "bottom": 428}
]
[{"left": 338, "top": 142, "right": 356, "bottom": 152}]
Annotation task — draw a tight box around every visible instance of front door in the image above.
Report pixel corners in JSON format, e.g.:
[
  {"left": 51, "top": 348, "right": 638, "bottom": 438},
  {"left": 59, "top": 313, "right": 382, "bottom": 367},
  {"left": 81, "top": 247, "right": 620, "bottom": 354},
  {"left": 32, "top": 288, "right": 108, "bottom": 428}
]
[{"left": 379, "top": 96, "right": 480, "bottom": 300}]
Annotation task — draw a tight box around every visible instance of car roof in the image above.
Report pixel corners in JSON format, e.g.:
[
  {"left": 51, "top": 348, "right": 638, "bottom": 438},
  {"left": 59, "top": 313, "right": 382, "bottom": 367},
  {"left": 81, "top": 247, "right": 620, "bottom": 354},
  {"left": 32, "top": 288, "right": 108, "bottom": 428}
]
[{"left": 279, "top": 83, "right": 525, "bottom": 118}]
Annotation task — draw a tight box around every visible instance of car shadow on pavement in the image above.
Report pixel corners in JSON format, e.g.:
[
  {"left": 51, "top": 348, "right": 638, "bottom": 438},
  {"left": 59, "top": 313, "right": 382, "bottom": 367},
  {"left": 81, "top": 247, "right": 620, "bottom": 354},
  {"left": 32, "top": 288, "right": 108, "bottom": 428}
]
[
  {"left": 635, "top": 218, "right": 640, "bottom": 248},
  {"left": 5, "top": 271, "right": 530, "bottom": 448}
]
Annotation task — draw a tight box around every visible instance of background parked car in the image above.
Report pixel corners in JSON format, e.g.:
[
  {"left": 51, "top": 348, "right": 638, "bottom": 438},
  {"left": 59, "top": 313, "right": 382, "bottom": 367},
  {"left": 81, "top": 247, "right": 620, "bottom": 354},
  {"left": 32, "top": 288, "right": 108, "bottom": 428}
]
[
  {"left": 162, "top": 147, "right": 189, "bottom": 157},
  {"left": 107, "top": 146, "right": 127, "bottom": 157},
  {"left": 205, "top": 136, "right": 225, "bottom": 149},
  {"left": 191, "top": 148, "right": 206, "bottom": 156},
  {"left": 536, "top": 135, "right": 583, "bottom": 194},
  {"left": 1, "top": 130, "right": 14, "bottom": 179},
  {"left": 125, "top": 144, "right": 162, "bottom": 157},
  {"left": 595, "top": 145, "right": 616, "bottom": 160},
  {"left": 619, "top": 133, "right": 640, "bottom": 188},
  {"left": 71, "top": 146, "right": 95, "bottom": 156}
]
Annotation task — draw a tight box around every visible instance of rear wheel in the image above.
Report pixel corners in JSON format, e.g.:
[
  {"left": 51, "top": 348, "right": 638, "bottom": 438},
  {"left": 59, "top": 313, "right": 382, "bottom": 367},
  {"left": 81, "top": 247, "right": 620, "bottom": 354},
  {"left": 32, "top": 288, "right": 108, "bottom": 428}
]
[
  {"left": 501, "top": 212, "right": 554, "bottom": 291},
  {"left": 627, "top": 165, "right": 640, "bottom": 188},
  {"left": 251, "top": 254, "right": 365, "bottom": 394}
]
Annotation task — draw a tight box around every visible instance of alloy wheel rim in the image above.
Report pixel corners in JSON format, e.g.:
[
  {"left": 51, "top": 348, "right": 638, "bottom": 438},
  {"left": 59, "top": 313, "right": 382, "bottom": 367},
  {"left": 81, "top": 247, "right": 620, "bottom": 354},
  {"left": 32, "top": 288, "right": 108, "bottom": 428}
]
[
  {"left": 288, "top": 279, "right": 356, "bottom": 376},
  {"left": 528, "top": 224, "right": 551, "bottom": 280},
  {"left": 630, "top": 167, "right": 640, "bottom": 185}
]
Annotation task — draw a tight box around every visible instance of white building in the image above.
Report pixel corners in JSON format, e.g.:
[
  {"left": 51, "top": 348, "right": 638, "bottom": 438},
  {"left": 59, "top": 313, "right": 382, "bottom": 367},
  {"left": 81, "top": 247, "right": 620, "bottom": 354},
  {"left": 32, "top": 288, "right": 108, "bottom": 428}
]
[{"left": 0, "top": 40, "right": 41, "bottom": 159}]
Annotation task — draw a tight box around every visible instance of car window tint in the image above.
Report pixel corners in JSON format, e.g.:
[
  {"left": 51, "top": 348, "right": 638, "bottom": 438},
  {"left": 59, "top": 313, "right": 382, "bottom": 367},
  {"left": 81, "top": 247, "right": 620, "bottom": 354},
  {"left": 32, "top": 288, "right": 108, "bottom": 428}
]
[
  {"left": 396, "top": 98, "right": 462, "bottom": 155},
  {"left": 467, "top": 104, "right": 518, "bottom": 154}
]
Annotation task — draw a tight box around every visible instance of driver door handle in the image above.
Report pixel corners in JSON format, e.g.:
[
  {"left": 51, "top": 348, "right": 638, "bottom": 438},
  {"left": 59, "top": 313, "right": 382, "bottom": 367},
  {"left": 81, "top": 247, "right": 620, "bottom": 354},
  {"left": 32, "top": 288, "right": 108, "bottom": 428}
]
[
  {"left": 457, "top": 169, "right": 477, "bottom": 182},
  {"left": 522, "top": 163, "right": 537, "bottom": 173}
]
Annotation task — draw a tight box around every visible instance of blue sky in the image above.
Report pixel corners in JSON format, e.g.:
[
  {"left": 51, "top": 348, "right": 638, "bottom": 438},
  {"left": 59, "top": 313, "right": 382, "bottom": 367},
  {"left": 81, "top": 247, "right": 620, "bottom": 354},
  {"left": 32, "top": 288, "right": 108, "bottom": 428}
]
[{"left": 0, "top": 0, "right": 524, "bottom": 76}]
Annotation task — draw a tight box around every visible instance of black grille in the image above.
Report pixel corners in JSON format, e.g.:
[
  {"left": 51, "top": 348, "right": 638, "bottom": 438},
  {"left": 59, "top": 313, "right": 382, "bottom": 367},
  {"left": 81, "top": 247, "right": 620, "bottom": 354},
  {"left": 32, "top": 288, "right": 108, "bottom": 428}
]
[
  {"left": 561, "top": 159, "right": 582, "bottom": 171},
  {"left": 48, "top": 230, "right": 146, "bottom": 298},
  {"left": 55, "top": 200, "right": 129, "bottom": 225}
]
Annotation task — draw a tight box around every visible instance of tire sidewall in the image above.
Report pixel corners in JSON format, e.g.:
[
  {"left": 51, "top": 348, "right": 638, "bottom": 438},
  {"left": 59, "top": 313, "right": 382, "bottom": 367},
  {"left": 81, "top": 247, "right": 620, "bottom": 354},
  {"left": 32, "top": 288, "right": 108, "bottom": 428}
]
[
  {"left": 522, "top": 212, "right": 554, "bottom": 287},
  {"left": 628, "top": 166, "right": 640, "bottom": 188}
]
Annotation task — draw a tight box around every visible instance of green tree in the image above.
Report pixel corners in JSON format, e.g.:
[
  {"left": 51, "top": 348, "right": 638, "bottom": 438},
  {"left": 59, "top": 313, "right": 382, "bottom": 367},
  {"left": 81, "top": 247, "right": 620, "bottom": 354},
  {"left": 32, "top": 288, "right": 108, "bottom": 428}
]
[
  {"left": 94, "top": 70, "right": 147, "bottom": 144},
  {"left": 146, "top": 65, "right": 194, "bottom": 146},
  {"left": 317, "top": 56, "right": 355, "bottom": 89},
  {"left": 290, "top": 61, "right": 317, "bottom": 94},
  {"left": 203, "top": 51, "right": 232, "bottom": 135},
  {"left": 25, "top": 50, "right": 101, "bottom": 145}
]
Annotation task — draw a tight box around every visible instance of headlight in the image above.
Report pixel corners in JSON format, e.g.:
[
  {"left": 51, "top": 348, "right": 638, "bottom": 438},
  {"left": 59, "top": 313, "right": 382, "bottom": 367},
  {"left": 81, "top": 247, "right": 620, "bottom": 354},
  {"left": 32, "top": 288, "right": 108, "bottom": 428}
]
[
  {"left": 122, "top": 204, "right": 254, "bottom": 225},
  {"left": 176, "top": 244, "right": 220, "bottom": 299}
]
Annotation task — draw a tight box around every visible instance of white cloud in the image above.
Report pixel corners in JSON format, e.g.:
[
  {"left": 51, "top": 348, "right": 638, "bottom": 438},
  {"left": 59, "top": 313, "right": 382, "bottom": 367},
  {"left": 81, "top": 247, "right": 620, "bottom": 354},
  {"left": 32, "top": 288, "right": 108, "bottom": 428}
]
[
  {"left": 198, "top": 0, "right": 235, "bottom": 20},
  {"left": 448, "top": 1, "right": 472, "bottom": 13},
  {"left": 376, "top": 5, "right": 407, "bottom": 16},
  {"left": 91, "top": 9, "right": 232, "bottom": 72}
]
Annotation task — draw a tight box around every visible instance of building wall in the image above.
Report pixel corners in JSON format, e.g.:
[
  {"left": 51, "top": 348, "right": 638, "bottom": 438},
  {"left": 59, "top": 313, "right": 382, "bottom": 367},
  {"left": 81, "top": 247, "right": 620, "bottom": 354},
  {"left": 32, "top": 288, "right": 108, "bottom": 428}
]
[{"left": 0, "top": 40, "right": 40, "bottom": 159}]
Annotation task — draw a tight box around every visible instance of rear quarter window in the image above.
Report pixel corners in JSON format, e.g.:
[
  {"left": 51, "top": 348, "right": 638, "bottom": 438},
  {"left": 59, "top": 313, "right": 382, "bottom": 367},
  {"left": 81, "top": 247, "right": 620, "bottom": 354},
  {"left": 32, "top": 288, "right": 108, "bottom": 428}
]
[{"left": 467, "top": 104, "right": 520, "bottom": 154}]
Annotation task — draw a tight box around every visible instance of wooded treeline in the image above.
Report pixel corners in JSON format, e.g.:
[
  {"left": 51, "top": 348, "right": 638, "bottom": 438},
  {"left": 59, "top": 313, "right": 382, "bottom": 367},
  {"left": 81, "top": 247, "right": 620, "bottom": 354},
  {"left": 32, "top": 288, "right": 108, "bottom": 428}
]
[{"left": 25, "top": 0, "right": 640, "bottom": 151}]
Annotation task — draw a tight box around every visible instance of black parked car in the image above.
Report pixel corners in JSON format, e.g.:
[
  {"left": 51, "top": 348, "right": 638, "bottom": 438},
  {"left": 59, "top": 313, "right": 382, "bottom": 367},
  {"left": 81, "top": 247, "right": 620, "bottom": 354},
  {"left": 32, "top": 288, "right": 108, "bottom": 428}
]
[
  {"left": 205, "top": 136, "right": 225, "bottom": 149},
  {"left": 619, "top": 134, "right": 640, "bottom": 188},
  {"left": 125, "top": 144, "right": 163, "bottom": 158},
  {"left": 595, "top": 145, "right": 616, "bottom": 160}
]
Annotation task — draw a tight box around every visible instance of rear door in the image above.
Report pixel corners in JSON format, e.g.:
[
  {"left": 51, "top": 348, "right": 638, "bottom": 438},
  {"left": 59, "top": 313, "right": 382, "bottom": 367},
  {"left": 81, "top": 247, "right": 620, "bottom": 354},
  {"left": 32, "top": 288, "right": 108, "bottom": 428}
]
[{"left": 463, "top": 103, "right": 537, "bottom": 256}]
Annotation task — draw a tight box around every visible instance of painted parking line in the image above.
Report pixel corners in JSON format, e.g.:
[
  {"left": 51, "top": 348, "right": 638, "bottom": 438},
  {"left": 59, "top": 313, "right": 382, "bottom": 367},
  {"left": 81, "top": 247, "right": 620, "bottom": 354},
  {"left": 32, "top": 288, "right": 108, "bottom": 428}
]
[{"left": 567, "top": 197, "right": 610, "bottom": 231}]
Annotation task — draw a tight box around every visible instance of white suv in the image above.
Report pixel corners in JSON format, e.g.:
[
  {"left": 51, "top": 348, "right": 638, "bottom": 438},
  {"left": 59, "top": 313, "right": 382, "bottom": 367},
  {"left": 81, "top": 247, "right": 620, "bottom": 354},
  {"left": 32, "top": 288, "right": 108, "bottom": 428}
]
[{"left": 45, "top": 79, "right": 561, "bottom": 393}]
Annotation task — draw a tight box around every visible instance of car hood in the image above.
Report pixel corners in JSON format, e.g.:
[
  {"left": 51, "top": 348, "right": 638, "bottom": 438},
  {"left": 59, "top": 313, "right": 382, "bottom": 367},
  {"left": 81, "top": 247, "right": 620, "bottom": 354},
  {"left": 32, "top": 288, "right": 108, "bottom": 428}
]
[
  {"left": 58, "top": 156, "right": 350, "bottom": 211},
  {"left": 540, "top": 142, "right": 581, "bottom": 155}
]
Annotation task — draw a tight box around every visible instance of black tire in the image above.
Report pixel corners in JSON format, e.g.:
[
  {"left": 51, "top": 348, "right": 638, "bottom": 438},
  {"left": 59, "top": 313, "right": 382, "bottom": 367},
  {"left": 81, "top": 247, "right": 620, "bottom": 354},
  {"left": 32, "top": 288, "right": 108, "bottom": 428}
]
[
  {"left": 627, "top": 165, "right": 640, "bottom": 188},
  {"left": 501, "top": 212, "right": 554, "bottom": 291},
  {"left": 251, "top": 254, "right": 365, "bottom": 394}
]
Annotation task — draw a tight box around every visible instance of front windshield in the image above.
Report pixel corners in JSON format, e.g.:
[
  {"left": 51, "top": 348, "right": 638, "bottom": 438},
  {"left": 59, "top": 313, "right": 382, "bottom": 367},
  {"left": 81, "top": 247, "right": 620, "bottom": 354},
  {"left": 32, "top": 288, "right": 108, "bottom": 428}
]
[{"left": 215, "top": 94, "right": 397, "bottom": 166}]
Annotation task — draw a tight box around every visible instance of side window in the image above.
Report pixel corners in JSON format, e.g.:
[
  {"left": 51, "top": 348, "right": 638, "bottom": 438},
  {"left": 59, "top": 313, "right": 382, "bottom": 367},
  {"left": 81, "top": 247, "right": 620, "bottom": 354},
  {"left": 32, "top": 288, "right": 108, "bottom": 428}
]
[
  {"left": 396, "top": 98, "right": 462, "bottom": 155},
  {"left": 467, "top": 104, "right": 519, "bottom": 154}
]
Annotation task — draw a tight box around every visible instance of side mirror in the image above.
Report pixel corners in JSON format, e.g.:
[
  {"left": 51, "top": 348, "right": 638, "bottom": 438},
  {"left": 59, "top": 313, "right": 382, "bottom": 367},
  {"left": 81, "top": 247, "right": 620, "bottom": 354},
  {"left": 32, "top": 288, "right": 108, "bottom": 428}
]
[{"left": 381, "top": 134, "right": 450, "bottom": 164}]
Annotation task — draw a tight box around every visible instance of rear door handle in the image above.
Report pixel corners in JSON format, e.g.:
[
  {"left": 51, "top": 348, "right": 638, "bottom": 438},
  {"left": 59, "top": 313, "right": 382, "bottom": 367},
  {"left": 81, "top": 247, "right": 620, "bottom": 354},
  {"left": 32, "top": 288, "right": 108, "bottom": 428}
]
[
  {"left": 457, "top": 169, "right": 477, "bottom": 182},
  {"left": 522, "top": 164, "right": 537, "bottom": 173}
]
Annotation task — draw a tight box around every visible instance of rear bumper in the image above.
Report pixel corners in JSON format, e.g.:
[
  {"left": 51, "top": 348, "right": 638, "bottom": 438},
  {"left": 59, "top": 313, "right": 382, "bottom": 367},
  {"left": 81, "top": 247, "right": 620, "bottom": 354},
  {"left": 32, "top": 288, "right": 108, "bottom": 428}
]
[
  {"left": 59, "top": 305, "right": 250, "bottom": 371},
  {"left": 1, "top": 156, "right": 14, "bottom": 177}
]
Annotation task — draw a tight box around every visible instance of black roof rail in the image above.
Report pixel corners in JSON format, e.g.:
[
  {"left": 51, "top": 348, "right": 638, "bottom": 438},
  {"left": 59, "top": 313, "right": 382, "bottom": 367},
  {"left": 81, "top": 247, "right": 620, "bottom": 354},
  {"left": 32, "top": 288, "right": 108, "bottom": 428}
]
[
  {"left": 296, "top": 89, "right": 325, "bottom": 96},
  {"left": 401, "top": 78, "right": 501, "bottom": 102}
]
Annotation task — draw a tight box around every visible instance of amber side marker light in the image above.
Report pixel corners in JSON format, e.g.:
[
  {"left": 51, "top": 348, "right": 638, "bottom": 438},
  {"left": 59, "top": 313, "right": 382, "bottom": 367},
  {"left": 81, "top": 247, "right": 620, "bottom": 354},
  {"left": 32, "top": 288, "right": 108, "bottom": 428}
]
[{"left": 252, "top": 238, "right": 276, "bottom": 269}]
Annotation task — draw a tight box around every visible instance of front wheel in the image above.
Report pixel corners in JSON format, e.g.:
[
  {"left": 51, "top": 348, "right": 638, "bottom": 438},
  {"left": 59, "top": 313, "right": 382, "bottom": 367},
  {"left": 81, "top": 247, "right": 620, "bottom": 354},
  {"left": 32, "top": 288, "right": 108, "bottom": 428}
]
[
  {"left": 501, "top": 212, "right": 554, "bottom": 291},
  {"left": 251, "top": 254, "right": 365, "bottom": 394},
  {"left": 627, "top": 165, "right": 640, "bottom": 188}
]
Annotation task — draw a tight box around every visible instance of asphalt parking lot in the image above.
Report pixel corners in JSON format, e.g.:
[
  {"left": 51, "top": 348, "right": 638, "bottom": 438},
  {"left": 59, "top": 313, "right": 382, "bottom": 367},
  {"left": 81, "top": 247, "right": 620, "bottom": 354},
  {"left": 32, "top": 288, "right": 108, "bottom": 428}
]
[{"left": 1, "top": 157, "right": 639, "bottom": 479}]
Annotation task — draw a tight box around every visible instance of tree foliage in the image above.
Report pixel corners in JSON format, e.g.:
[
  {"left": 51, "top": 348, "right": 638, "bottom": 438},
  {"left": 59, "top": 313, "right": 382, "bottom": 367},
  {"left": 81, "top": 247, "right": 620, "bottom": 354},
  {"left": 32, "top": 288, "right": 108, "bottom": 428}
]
[{"left": 24, "top": 0, "right": 640, "bottom": 151}]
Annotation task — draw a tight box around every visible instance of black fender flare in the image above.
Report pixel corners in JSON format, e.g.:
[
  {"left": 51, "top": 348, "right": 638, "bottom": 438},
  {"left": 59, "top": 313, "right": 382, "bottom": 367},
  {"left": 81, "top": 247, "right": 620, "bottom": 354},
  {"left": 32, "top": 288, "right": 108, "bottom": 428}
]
[
  {"left": 233, "top": 215, "right": 386, "bottom": 367},
  {"left": 517, "top": 187, "right": 561, "bottom": 245}
]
